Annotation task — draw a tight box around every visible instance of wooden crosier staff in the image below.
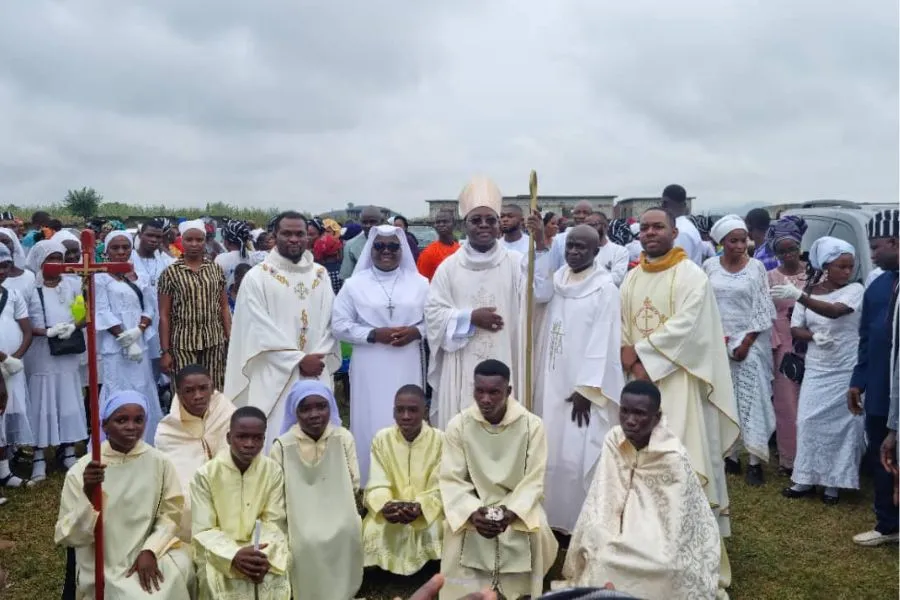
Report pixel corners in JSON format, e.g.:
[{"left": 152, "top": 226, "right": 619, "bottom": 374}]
[
  {"left": 43, "top": 229, "right": 133, "bottom": 600},
  {"left": 524, "top": 170, "right": 538, "bottom": 412}
]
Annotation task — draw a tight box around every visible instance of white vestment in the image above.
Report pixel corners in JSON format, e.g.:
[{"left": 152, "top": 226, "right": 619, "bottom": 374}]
[
  {"left": 425, "top": 243, "right": 553, "bottom": 429},
  {"left": 131, "top": 250, "right": 174, "bottom": 359},
  {"left": 537, "top": 264, "right": 624, "bottom": 533},
  {"left": 595, "top": 241, "right": 629, "bottom": 287},
  {"left": 332, "top": 226, "right": 429, "bottom": 484},
  {"left": 224, "top": 249, "right": 340, "bottom": 448}
]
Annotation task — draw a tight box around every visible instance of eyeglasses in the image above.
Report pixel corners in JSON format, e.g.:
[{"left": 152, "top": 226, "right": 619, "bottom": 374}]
[
  {"left": 775, "top": 246, "right": 800, "bottom": 257},
  {"left": 466, "top": 216, "right": 498, "bottom": 227},
  {"left": 373, "top": 242, "right": 401, "bottom": 253}
]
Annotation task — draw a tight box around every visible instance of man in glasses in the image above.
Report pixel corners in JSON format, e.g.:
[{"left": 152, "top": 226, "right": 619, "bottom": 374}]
[
  {"left": 424, "top": 176, "right": 552, "bottom": 429},
  {"left": 332, "top": 224, "right": 430, "bottom": 483}
]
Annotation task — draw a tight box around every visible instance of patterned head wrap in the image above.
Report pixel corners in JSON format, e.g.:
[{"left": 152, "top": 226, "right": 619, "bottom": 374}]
[
  {"left": 867, "top": 209, "right": 899, "bottom": 240},
  {"left": 222, "top": 219, "right": 252, "bottom": 258},
  {"left": 765, "top": 215, "right": 807, "bottom": 254},
  {"left": 308, "top": 218, "right": 326, "bottom": 235},
  {"left": 688, "top": 214, "right": 712, "bottom": 236},
  {"left": 608, "top": 218, "right": 634, "bottom": 245}
]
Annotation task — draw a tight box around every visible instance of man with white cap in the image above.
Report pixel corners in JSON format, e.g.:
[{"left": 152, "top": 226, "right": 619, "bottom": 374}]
[{"left": 424, "top": 176, "right": 551, "bottom": 429}]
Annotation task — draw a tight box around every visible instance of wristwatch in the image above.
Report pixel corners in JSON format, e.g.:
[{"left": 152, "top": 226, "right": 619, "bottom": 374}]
[{"left": 366, "top": 330, "right": 376, "bottom": 344}]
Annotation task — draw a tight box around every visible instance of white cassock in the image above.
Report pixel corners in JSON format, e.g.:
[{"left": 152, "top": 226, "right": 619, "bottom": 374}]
[
  {"left": 595, "top": 241, "right": 629, "bottom": 287},
  {"left": 537, "top": 263, "right": 624, "bottom": 533},
  {"left": 425, "top": 243, "right": 553, "bottom": 429},
  {"left": 224, "top": 249, "right": 341, "bottom": 448},
  {"left": 332, "top": 225, "right": 429, "bottom": 484}
]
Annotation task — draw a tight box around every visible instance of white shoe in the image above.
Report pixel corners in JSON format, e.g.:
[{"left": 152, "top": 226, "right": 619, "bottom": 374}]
[{"left": 853, "top": 530, "right": 900, "bottom": 547}]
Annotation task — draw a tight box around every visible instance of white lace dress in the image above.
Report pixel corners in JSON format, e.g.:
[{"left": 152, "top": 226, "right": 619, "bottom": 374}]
[
  {"left": 790, "top": 283, "right": 866, "bottom": 489},
  {"left": 703, "top": 257, "right": 777, "bottom": 460}
]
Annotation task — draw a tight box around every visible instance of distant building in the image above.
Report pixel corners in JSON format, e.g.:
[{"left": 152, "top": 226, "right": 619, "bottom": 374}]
[
  {"left": 426, "top": 195, "right": 617, "bottom": 219},
  {"left": 318, "top": 205, "right": 394, "bottom": 222},
  {"left": 614, "top": 196, "right": 694, "bottom": 220}
]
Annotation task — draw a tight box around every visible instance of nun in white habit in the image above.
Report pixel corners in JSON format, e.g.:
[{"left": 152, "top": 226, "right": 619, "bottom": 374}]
[{"left": 331, "top": 225, "right": 429, "bottom": 484}]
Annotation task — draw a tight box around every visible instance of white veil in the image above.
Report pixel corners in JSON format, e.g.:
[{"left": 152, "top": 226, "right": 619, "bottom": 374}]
[
  {"left": 352, "top": 225, "right": 417, "bottom": 275},
  {"left": 0, "top": 227, "right": 26, "bottom": 269}
]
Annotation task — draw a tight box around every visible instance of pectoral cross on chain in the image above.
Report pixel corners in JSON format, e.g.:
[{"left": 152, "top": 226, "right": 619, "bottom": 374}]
[{"left": 386, "top": 299, "right": 395, "bottom": 319}]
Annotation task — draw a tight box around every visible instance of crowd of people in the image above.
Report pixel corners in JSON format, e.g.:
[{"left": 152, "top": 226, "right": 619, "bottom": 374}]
[{"left": 0, "top": 181, "right": 897, "bottom": 600}]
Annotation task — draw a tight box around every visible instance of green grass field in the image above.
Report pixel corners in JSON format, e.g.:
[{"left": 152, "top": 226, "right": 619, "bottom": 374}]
[{"left": 1, "top": 454, "right": 895, "bottom": 600}]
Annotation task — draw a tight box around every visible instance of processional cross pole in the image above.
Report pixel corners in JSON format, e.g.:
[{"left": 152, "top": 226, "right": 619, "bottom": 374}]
[
  {"left": 524, "top": 170, "right": 538, "bottom": 413},
  {"left": 43, "top": 229, "right": 133, "bottom": 600}
]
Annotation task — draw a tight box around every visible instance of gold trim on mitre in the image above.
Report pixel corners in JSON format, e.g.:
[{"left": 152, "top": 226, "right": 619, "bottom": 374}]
[{"left": 458, "top": 175, "right": 503, "bottom": 218}]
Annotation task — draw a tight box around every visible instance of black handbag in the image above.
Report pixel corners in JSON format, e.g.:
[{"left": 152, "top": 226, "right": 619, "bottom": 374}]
[
  {"left": 779, "top": 350, "right": 805, "bottom": 384},
  {"left": 37, "top": 288, "right": 86, "bottom": 356}
]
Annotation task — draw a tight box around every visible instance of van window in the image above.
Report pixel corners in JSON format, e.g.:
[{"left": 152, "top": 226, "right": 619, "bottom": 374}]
[{"left": 799, "top": 218, "right": 833, "bottom": 251}]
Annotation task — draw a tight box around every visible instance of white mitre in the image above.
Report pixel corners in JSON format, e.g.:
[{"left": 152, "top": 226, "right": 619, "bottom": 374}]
[{"left": 458, "top": 176, "right": 503, "bottom": 218}]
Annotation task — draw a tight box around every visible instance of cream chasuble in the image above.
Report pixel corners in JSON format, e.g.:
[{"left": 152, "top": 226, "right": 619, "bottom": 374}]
[
  {"left": 425, "top": 244, "right": 553, "bottom": 429},
  {"left": 363, "top": 424, "right": 444, "bottom": 575},
  {"left": 224, "top": 249, "right": 341, "bottom": 448},
  {"left": 536, "top": 265, "right": 624, "bottom": 534},
  {"left": 439, "top": 400, "right": 558, "bottom": 600},
  {"left": 54, "top": 441, "right": 194, "bottom": 600},
  {"left": 620, "top": 258, "right": 739, "bottom": 537},
  {"left": 190, "top": 452, "right": 291, "bottom": 600},
  {"left": 272, "top": 426, "right": 363, "bottom": 600},
  {"left": 155, "top": 391, "right": 235, "bottom": 541},
  {"left": 562, "top": 422, "right": 721, "bottom": 600}
]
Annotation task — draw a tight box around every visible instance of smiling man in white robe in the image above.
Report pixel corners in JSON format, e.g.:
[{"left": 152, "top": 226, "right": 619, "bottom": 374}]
[
  {"left": 224, "top": 211, "right": 340, "bottom": 448},
  {"left": 425, "top": 176, "right": 553, "bottom": 429},
  {"left": 332, "top": 225, "right": 429, "bottom": 483},
  {"left": 536, "top": 225, "right": 624, "bottom": 534}
]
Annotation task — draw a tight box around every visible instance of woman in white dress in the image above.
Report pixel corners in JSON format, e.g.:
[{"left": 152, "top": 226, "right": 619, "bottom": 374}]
[
  {"left": 332, "top": 225, "right": 429, "bottom": 484},
  {"left": 703, "top": 215, "right": 777, "bottom": 486},
  {"left": 23, "top": 241, "right": 87, "bottom": 482},
  {"left": 0, "top": 227, "right": 36, "bottom": 303},
  {"left": 775, "top": 237, "right": 866, "bottom": 505},
  {"left": 95, "top": 231, "right": 163, "bottom": 443},
  {"left": 0, "top": 243, "right": 36, "bottom": 488}
]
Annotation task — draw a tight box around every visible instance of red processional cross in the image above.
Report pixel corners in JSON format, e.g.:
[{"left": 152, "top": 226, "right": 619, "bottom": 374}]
[{"left": 43, "top": 229, "right": 133, "bottom": 600}]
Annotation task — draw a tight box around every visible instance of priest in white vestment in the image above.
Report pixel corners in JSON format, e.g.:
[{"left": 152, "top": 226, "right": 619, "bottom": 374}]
[
  {"left": 439, "top": 360, "right": 558, "bottom": 600},
  {"left": 620, "top": 207, "right": 738, "bottom": 595},
  {"left": 333, "top": 224, "right": 429, "bottom": 484},
  {"left": 425, "top": 176, "right": 553, "bottom": 429},
  {"left": 563, "top": 381, "right": 722, "bottom": 600},
  {"left": 536, "top": 225, "right": 624, "bottom": 534},
  {"left": 224, "top": 212, "right": 340, "bottom": 448}
]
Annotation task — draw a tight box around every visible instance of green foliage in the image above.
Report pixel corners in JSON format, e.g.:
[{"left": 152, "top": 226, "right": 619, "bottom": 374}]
[{"left": 63, "top": 187, "right": 103, "bottom": 220}]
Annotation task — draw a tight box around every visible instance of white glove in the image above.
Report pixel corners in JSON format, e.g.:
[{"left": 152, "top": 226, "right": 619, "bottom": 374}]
[
  {"left": 1, "top": 356, "right": 24, "bottom": 377},
  {"left": 812, "top": 332, "right": 834, "bottom": 347},
  {"left": 116, "top": 327, "right": 143, "bottom": 348},
  {"left": 770, "top": 283, "right": 803, "bottom": 301},
  {"left": 56, "top": 323, "right": 77, "bottom": 340},
  {"left": 45, "top": 324, "right": 64, "bottom": 338},
  {"left": 125, "top": 342, "right": 144, "bottom": 362}
]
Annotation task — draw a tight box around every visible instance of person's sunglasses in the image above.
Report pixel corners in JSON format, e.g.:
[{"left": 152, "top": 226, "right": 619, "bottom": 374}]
[{"left": 373, "top": 242, "right": 401, "bottom": 252}]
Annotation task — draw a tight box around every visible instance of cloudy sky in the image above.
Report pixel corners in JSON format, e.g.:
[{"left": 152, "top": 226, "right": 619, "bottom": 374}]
[{"left": 1, "top": 0, "right": 897, "bottom": 216}]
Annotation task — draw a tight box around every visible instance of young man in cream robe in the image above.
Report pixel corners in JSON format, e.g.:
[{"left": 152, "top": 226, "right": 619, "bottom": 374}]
[
  {"left": 425, "top": 176, "right": 553, "bottom": 429},
  {"left": 536, "top": 225, "right": 625, "bottom": 534},
  {"left": 191, "top": 406, "right": 291, "bottom": 600},
  {"left": 562, "top": 381, "right": 722, "bottom": 600},
  {"left": 439, "top": 360, "right": 558, "bottom": 600},
  {"left": 224, "top": 211, "right": 340, "bottom": 448},
  {"left": 332, "top": 224, "right": 429, "bottom": 484},
  {"left": 619, "top": 207, "right": 739, "bottom": 595},
  {"left": 155, "top": 364, "right": 235, "bottom": 542},
  {"left": 363, "top": 384, "right": 444, "bottom": 575}
]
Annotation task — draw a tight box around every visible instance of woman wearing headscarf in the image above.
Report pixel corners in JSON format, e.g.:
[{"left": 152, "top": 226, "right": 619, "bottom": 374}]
[
  {"left": 314, "top": 227, "right": 345, "bottom": 294},
  {"left": 270, "top": 380, "right": 363, "bottom": 600},
  {"left": 765, "top": 215, "right": 809, "bottom": 475},
  {"left": 23, "top": 241, "right": 87, "bottom": 483},
  {"left": 775, "top": 237, "right": 866, "bottom": 504},
  {"left": 95, "top": 230, "right": 164, "bottom": 443},
  {"left": 690, "top": 214, "right": 717, "bottom": 261},
  {"left": 214, "top": 219, "right": 266, "bottom": 286},
  {"left": 332, "top": 224, "right": 429, "bottom": 483},
  {"left": 0, "top": 227, "right": 36, "bottom": 300},
  {"left": 54, "top": 391, "right": 194, "bottom": 599},
  {"left": 703, "top": 215, "right": 777, "bottom": 486}
]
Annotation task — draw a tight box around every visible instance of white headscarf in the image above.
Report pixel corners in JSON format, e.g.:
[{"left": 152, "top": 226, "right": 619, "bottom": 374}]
[
  {"left": 280, "top": 380, "right": 341, "bottom": 435},
  {"left": 809, "top": 236, "right": 855, "bottom": 271},
  {"left": 100, "top": 390, "right": 149, "bottom": 441},
  {"left": 710, "top": 214, "right": 747, "bottom": 245},
  {"left": 457, "top": 175, "right": 503, "bottom": 218},
  {"left": 0, "top": 227, "right": 26, "bottom": 269},
  {"left": 352, "top": 225, "right": 417, "bottom": 276},
  {"left": 51, "top": 229, "right": 82, "bottom": 250},
  {"left": 25, "top": 240, "right": 66, "bottom": 283},
  {"left": 179, "top": 219, "right": 205, "bottom": 236}
]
